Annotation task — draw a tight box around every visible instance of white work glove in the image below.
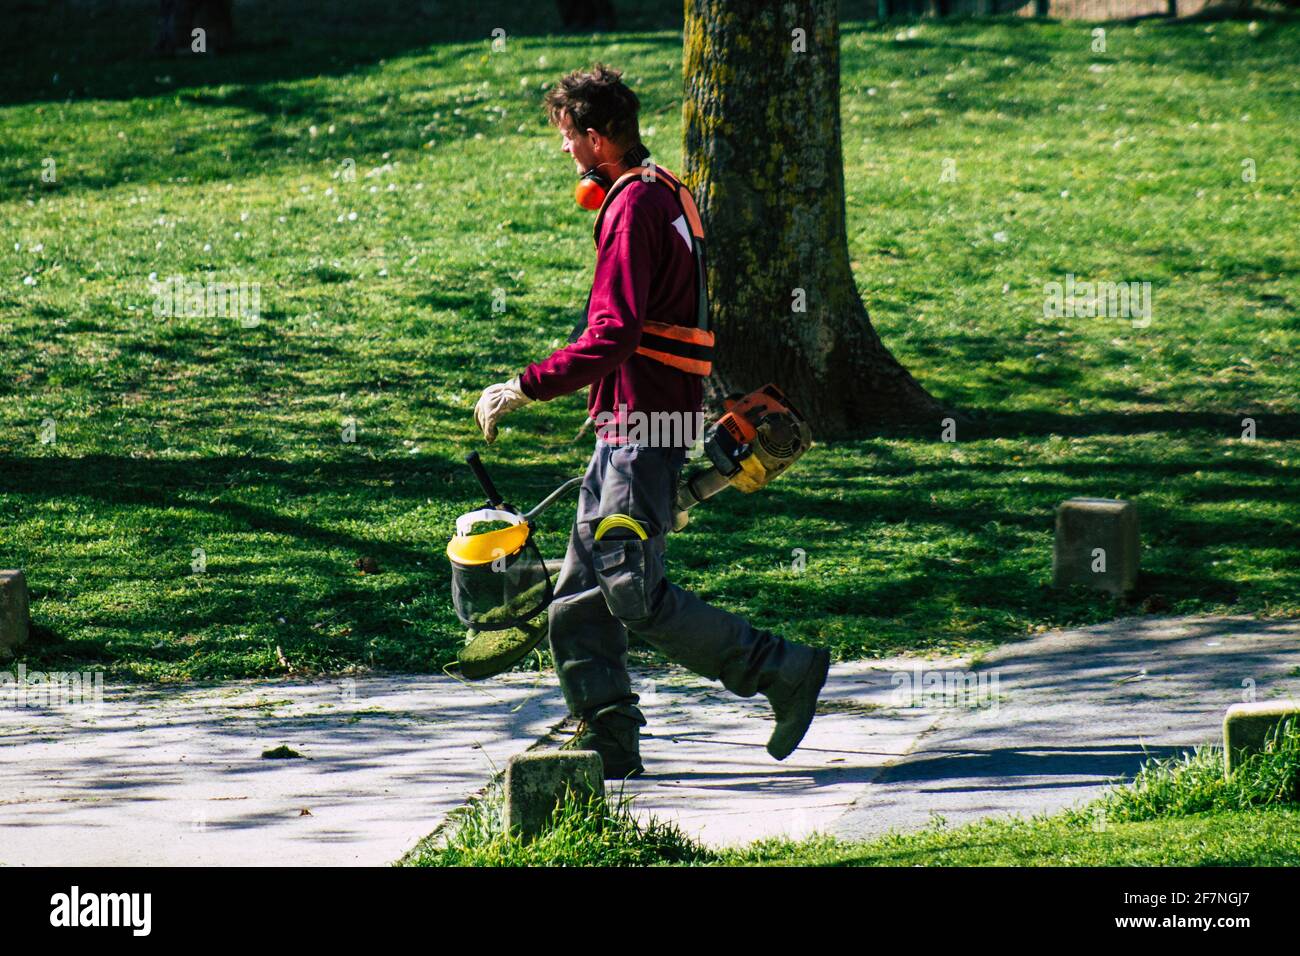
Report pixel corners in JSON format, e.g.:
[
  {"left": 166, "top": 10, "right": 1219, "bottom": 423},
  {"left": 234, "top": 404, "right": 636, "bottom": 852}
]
[{"left": 473, "top": 375, "right": 532, "bottom": 443}]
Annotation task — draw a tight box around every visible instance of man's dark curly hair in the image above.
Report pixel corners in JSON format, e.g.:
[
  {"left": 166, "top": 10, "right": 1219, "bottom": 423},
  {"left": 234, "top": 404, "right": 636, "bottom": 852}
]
[{"left": 543, "top": 62, "right": 641, "bottom": 149}]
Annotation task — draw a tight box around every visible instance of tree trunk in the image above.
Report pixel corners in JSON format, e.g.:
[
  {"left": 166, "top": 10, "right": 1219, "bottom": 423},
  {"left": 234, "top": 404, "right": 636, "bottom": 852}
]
[{"left": 682, "top": 0, "right": 949, "bottom": 438}]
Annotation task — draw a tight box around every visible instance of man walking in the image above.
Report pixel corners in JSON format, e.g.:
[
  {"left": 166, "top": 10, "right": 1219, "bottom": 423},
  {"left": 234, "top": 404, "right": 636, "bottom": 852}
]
[{"left": 473, "top": 63, "right": 829, "bottom": 779}]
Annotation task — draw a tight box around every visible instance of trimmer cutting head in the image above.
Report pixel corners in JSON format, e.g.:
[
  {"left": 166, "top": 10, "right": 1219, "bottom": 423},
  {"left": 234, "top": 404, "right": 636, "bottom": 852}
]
[{"left": 448, "top": 453, "right": 579, "bottom": 680}]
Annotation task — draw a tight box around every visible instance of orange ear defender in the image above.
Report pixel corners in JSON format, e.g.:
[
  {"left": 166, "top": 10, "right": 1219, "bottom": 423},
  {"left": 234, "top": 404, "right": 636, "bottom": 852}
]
[
  {"left": 574, "top": 169, "right": 611, "bottom": 210},
  {"left": 574, "top": 143, "right": 651, "bottom": 210}
]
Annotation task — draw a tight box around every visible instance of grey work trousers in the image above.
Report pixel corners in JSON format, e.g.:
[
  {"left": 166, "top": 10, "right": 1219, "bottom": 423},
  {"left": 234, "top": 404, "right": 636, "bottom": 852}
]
[{"left": 547, "top": 440, "right": 819, "bottom": 727}]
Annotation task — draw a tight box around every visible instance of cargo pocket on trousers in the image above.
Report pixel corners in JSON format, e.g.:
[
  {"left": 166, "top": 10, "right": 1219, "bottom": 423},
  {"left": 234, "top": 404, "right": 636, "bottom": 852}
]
[{"left": 592, "top": 538, "right": 650, "bottom": 623}]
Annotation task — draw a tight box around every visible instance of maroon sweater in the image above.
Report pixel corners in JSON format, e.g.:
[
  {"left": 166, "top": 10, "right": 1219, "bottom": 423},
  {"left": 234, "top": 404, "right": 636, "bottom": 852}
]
[{"left": 518, "top": 177, "right": 703, "bottom": 445}]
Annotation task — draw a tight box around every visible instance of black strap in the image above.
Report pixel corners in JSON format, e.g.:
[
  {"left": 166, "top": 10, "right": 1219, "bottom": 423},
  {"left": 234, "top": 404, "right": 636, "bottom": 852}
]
[{"left": 622, "top": 142, "right": 651, "bottom": 168}]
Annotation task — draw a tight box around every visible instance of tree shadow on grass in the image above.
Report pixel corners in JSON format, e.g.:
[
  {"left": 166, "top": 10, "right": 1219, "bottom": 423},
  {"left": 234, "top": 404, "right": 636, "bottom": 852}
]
[
  {"left": 0, "top": 0, "right": 686, "bottom": 108},
  {"left": 848, "top": 409, "right": 1300, "bottom": 441},
  {"left": 2, "top": 450, "right": 575, "bottom": 673},
  {"left": 693, "top": 424, "right": 1292, "bottom": 635},
  {"left": 5, "top": 399, "right": 1295, "bottom": 672},
  {"left": 0, "top": 0, "right": 686, "bottom": 203},
  {"left": 961, "top": 409, "right": 1300, "bottom": 440}
]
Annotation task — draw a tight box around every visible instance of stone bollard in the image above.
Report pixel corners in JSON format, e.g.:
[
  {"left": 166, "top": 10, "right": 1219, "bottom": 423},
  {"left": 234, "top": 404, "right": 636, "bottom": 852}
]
[
  {"left": 1052, "top": 498, "right": 1139, "bottom": 596},
  {"left": 0, "top": 570, "right": 29, "bottom": 655},
  {"left": 1223, "top": 701, "right": 1300, "bottom": 777},
  {"left": 503, "top": 751, "right": 604, "bottom": 843}
]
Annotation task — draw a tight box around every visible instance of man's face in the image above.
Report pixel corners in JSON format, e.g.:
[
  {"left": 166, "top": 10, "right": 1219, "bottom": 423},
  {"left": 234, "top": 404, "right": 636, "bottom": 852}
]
[{"left": 558, "top": 111, "right": 599, "bottom": 174}]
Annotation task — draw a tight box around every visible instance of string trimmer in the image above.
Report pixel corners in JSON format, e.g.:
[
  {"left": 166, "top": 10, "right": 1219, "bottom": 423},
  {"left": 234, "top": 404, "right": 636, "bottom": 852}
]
[{"left": 446, "top": 383, "right": 812, "bottom": 679}]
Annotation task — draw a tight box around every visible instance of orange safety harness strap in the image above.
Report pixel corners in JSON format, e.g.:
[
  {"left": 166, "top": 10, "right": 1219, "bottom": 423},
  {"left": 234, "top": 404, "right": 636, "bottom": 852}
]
[{"left": 568, "top": 163, "right": 714, "bottom": 376}]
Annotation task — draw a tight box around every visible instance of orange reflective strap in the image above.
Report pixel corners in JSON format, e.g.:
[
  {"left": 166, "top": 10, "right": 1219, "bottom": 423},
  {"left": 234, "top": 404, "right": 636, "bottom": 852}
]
[
  {"left": 636, "top": 321, "right": 715, "bottom": 376},
  {"left": 592, "top": 166, "right": 653, "bottom": 243},
  {"left": 589, "top": 163, "right": 715, "bottom": 377},
  {"left": 673, "top": 183, "right": 705, "bottom": 240},
  {"left": 640, "top": 320, "right": 711, "bottom": 345}
]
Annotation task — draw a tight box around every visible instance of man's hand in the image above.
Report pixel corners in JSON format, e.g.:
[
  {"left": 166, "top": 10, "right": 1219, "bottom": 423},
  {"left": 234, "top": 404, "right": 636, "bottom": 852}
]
[{"left": 473, "top": 375, "right": 532, "bottom": 443}]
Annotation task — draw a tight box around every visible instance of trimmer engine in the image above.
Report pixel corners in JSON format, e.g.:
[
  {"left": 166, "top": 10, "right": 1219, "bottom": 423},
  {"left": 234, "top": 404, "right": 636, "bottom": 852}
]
[{"left": 673, "top": 384, "right": 812, "bottom": 530}]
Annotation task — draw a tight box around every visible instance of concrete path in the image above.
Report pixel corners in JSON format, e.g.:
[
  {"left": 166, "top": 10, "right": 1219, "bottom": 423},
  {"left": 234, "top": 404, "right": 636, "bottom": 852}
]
[
  {"left": 0, "top": 671, "right": 566, "bottom": 866},
  {"left": 829, "top": 615, "right": 1300, "bottom": 842},
  {"left": 533, "top": 658, "right": 961, "bottom": 846},
  {"left": 1, "top": 614, "right": 1296, "bottom": 864}
]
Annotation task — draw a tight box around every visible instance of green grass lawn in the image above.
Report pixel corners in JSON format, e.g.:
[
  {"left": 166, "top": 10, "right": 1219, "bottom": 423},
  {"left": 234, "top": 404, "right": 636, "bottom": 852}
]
[
  {"left": 1, "top": 3, "right": 1297, "bottom": 680},
  {"left": 719, "top": 808, "right": 1300, "bottom": 866}
]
